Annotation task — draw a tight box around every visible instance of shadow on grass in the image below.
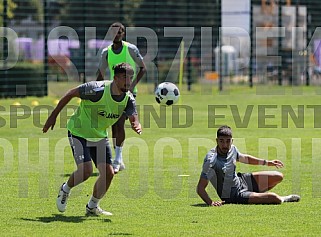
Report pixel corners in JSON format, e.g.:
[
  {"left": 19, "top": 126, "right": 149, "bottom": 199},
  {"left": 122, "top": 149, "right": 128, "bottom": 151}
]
[
  {"left": 191, "top": 203, "right": 210, "bottom": 207},
  {"left": 62, "top": 172, "right": 99, "bottom": 177},
  {"left": 109, "top": 233, "right": 133, "bottom": 236},
  {"left": 20, "top": 214, "right": 112, "bottom": 223}
]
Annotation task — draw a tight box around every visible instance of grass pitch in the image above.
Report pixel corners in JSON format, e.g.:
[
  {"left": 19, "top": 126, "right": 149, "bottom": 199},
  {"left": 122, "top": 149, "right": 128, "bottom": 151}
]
[{"left": 1, "top": 82, "right": 321, "bottom": 236}]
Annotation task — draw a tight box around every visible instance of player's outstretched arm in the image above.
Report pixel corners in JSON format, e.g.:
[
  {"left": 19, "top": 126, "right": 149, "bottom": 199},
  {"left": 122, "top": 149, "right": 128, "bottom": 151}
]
[
  {"left": 42, "top": 87, "right": 80, "bottom": 133},
  {"left": 196, "top": 177, "right": 224, "bottom": 206},
  {"left": 128, "top": 114, "right": 142, "bottom": 135},
  {"left": 238, "top": 154, "right": 284, "bottom": 168}
]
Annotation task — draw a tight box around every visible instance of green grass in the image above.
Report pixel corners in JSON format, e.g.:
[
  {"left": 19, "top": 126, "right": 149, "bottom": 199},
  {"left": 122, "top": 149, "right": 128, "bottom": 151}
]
[{"left": 1, "top": 83, "right": 321, "bottom": 236}]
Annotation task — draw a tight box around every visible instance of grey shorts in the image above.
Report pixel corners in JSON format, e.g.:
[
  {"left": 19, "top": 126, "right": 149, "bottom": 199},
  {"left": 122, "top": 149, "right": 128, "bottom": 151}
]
[
  {"left": 222, "top": 172, "right": 259, "bottom": 204},
  {"left": 68, "top": 131, "right": 112, "bottom": 167}
]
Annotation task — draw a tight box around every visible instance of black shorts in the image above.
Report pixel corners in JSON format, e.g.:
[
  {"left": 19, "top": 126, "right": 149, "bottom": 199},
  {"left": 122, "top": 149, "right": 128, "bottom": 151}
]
[
  {"left": 222, "top": 173, "right": 259, "bottom": 204},
  {"left": 68, "top": 131, "right": 112, "bottom": 167}
]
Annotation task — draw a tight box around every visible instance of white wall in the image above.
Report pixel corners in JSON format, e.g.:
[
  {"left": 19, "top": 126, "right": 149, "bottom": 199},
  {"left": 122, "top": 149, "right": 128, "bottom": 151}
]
[{"left": 222, "top": 0, "right": 250, "bottom": 34}]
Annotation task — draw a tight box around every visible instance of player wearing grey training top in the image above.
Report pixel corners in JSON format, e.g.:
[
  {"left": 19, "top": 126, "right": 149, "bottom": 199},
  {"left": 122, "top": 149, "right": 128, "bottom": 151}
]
[
  {"left": 43, "top": 63, "right": 142, "bottom": 216},
  {"left": 197, "top": 125, "right": 301, "bottom": 206},
  {"left": 201, "top": 145, "right": 243, "bottom": 201}
]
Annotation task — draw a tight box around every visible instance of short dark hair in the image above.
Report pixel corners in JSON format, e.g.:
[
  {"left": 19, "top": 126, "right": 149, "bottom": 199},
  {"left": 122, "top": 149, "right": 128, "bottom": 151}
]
[
  {"left": 111, "top": 22, "right": 125, "bottom": 33},
  {"left": 217, "top": 125, "right": 232, "bottom": 138},
  {"left": 113, "top": 63, "right": 134, "bottom": 76}
]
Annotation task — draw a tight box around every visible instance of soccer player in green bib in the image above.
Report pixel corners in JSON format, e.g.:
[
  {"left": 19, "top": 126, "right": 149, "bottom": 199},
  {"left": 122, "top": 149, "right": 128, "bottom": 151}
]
[
  {"left": 43, "top": 63, "right": 142, "bottom": 216},
  {"left": 97, "top": 22, "right": 146, "bottom": 173}
]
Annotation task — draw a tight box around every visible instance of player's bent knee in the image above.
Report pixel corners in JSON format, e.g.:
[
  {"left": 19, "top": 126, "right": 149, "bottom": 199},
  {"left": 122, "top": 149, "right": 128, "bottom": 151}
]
[
  {"left": 274, "top": 171, "right": 284, "bottom": 182},
  {"left": 106, "top": 167, "right": 114, "bottom": 181}
]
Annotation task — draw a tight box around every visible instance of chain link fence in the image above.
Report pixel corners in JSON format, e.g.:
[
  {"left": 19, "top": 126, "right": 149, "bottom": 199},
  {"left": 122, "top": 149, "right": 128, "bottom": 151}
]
[{"left": 1, "top": 0, "right": 321, "bottom": 97}]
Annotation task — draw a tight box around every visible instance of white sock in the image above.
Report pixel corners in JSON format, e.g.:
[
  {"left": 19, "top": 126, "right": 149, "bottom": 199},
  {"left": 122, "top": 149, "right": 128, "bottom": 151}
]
[
  {"left": 114, "top": 146, "right": 123, "bottom": 163},
  {"left": 62, "top": 183, "right": 71, "bottom": 193},
  {"left": 88, "top": 196, "right": 100, "bottom": 209}
]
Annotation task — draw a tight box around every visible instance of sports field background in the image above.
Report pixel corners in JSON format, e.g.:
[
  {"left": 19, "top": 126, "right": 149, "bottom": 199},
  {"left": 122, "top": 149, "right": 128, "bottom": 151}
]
[
  {"left": 2, "top": 0, "right": 321, "bottom": 235},
  {"left": 1, "top": 83, "right": 321, "bottom": 236}
]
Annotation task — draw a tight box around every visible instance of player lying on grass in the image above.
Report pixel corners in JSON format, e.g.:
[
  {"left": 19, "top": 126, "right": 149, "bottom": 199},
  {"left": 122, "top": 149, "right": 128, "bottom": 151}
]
[
  {"left": 43, "top": 63, "right": 142, "bottom": 216},
  {"left": 196, "top": 125, "right": 300, "bottom": 206}
]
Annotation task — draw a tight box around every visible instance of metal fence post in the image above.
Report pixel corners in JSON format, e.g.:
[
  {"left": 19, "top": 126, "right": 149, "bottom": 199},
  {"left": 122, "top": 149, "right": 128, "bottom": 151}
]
[
  {"left": 278, "top": 1, "right": 283, "bottom": 86},
  {"left": 44, "top": 0, "right": 48, "bottom": 96},
  {"left": 218, "top": 0, "right": 222, "bottom": 92},
  {"left": 249, "top": 0, "right": 253, "bottom": 88},
  {"left": 3, "top": 0, "right": 8, "bottom": 97}
]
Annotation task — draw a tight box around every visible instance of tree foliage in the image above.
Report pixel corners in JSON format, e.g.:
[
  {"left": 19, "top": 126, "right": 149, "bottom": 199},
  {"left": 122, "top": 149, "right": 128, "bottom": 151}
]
[
  {"left": 0, "top": 0, "right": 17, "bottom": 25},
  {"left": 10, "top": 0, "right": 43, "bottom": 22},
  {"left": 57, "top": 0, "right": 144, "bottom": 28}
]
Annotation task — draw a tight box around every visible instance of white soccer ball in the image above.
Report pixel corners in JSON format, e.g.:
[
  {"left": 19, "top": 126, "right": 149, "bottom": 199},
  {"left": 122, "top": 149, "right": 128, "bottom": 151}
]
[{"left": 155, "top": 82, "right": 180, "bottom": 106}]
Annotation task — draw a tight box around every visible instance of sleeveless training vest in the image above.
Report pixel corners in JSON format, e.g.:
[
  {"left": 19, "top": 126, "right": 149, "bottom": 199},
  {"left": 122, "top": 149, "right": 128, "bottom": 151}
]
[
  {"left": 67, "top": 81, "right": 129, "bottom": 141},
  {"left": 107, "top": 41, "right": 137, "bottom": 93}
]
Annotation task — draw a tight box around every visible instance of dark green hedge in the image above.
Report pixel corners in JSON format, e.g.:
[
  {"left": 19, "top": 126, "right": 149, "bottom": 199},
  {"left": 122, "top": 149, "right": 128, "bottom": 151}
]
[{"left": 0, "top": 63, "right": 47, "bottom": 98}]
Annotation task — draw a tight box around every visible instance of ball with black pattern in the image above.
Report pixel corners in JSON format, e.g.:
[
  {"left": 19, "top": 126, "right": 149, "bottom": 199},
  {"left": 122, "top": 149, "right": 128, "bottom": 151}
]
[{"left": 155, "top": 82, "right": 180, "bottom": 106}]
